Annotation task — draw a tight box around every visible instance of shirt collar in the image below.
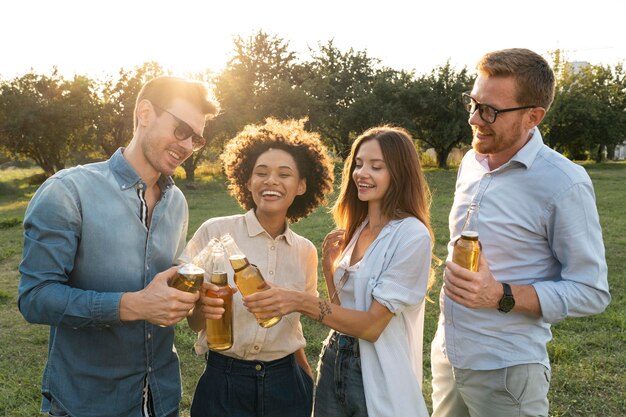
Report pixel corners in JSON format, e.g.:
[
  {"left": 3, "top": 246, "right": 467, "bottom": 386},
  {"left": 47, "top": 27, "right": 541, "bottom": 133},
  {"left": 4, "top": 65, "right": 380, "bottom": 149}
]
[
  {"left": 509, "top": 128, "right": 543, "bottom": 169},
  {"left": 244, "top": 209, "right": 294, "bottom": 245},
  {"left": 109, "top": 148, "right": 175, "bottom": 192},
  {"left": 473, "top": 128, "right": 544, "bottom": 171}
]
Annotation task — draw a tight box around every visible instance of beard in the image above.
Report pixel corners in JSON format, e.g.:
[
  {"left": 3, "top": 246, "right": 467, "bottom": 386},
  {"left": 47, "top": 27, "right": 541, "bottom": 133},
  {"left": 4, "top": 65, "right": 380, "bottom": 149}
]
[
  {"left": 471, "top": 118, "right": 527, "bottom": 156},
  {"left": 140, "top": 128, "right": 189, "bottom": 177}
]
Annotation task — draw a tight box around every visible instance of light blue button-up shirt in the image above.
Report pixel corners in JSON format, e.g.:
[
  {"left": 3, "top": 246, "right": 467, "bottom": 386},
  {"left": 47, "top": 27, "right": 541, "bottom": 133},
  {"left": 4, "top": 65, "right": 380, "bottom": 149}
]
[
  {"left": 436, "top": 129, "right": 610, "bottom": 370},
  {"left": 18, "top": 148, "right": 188, "bottom": 417},
  {"left": 334, "top": 217, "right": 431, "bottom": 416}
]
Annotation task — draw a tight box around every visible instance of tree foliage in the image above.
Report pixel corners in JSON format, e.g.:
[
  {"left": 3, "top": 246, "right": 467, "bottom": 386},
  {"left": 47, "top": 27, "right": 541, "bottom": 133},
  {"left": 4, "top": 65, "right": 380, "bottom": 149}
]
[
  {"left": 95, "top": 62, "right": 165, "bottom": 158},
  {"left": 544, "top": 51, "right": 626, "bottom": 161},
  {"left": 0, "top": 69, "right": 98, "bottom": 176},
  {"left": 410, "top": 62, "right": 474, "bottom": 168},
  {"left": 302, "top": 40, "right": 379, "bottom": 158},
  {"left": 210, "top": 30, "right": 309, "bottom": 150},
  {"left": 1, "top": 42, "right": 624, "bottom": 177}
]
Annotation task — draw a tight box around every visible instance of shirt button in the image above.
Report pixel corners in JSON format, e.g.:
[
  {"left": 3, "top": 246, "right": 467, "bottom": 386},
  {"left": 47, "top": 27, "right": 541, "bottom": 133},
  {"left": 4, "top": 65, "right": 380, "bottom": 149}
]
[
  {"left": 148, "top": 332, "right": 152, "bottom": 339},
  {"left": 255, "top": 364, "right": 262, "bottom": 371},
  {"left": 269, "top": 271, "right": 274, "bottom": 275},
  {"left": 254, "top": 345, "right": 260, "bottom": 350},
  {"left": 148, "top": 367, "right": 152, "bottom": 372},
  {"left": 270, "top": 246, "right": 275, "bottom": 250}
]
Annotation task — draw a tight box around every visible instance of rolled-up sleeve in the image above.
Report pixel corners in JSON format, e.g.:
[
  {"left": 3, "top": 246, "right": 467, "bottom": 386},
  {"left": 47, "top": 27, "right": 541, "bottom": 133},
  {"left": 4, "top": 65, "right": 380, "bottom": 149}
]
[
  {"left": 533, "top": 182, "right": 610, "bottom": 324},
  {"left": 371, "top": 220, "right": 432, "bottom": 314}
]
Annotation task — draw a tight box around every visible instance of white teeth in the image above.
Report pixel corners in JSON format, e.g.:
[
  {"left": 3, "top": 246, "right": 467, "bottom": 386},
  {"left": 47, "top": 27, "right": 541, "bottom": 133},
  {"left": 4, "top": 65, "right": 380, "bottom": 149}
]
[
  {"left": 168, "top": 151, "right": 181, "bottom": 160},
  {"left": 358, "top": 183, "right": 374, "bottom": 188},
  {"left": 262, "top": 190, "right": 282, "bottom": 197}
]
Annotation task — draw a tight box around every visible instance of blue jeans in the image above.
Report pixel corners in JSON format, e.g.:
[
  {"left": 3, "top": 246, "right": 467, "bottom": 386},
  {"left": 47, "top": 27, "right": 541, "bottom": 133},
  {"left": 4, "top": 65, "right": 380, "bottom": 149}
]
[
  {"left": 47, "top": 395, "right": 178, "bottom": 417},
  {"left": 313, "top": 332, "right": 368, "bottom": 417},
  {"left": 190, "top": 351, "right": 313, "bottom": 417}
]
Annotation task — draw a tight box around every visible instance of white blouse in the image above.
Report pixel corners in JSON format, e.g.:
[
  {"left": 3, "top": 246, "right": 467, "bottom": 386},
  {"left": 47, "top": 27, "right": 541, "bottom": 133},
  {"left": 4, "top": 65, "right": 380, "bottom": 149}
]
[
  {"left": 182, "top": 209, "right": 318, "bottom": 361},
  {"left": 333, "top": 217, "right": 431, "bottom": 417}
]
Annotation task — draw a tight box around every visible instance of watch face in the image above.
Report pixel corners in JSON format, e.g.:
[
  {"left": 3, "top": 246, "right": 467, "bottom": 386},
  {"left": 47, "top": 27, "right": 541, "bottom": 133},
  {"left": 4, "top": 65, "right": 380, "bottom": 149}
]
[{"left": 499, "top": 296, "right": 515, "bottom": 312}]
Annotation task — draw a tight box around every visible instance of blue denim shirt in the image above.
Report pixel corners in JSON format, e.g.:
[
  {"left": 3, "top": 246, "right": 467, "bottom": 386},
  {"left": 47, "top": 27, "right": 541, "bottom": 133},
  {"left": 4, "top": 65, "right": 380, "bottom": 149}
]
[{"left": 18, "top": 148, "right": 189, "bottom": 417}]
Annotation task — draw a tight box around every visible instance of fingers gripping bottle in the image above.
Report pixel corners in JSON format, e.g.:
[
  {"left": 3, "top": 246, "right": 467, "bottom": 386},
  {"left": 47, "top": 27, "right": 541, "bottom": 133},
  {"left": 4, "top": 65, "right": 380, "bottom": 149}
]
[
  {"left": 220, "top": 233, "right": 281, "bottom": 328},
  {"left": 452, "top": 202, "right": 481, "bottom": 272},
  {"left": 171, "top": 239, "right": 217, "bottom": 293},
  {"left": 206, "top": 242, "right": 234, "bottom": 351}
]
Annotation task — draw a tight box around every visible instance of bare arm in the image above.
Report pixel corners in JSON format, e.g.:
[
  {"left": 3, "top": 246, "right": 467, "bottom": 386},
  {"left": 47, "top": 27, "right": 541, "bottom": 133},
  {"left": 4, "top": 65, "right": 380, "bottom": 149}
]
[
  {"left": 322, "top": 229, "right": 344, "bottom": 305},
  {"left": 244, "top": 288, "right": 393, "bottom": 343}
]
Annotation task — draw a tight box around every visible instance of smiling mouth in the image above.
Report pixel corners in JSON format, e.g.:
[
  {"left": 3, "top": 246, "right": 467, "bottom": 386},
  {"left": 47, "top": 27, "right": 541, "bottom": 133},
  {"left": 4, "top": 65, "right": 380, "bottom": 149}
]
[
  {"left": 168, "top": 150, "right": 182, "bottom": 160},
  {"left": 262, "top": 190, "right": 283, "bottom": 197},
  {"left": 357, "top": 183, "right": 374, "bottom": 189}
]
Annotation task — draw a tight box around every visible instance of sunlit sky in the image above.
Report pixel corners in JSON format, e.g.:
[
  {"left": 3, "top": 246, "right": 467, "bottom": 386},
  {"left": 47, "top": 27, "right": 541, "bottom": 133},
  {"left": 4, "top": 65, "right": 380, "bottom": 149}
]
[{"left": 2, "top": 0, "right": 625, "bottom": 80}]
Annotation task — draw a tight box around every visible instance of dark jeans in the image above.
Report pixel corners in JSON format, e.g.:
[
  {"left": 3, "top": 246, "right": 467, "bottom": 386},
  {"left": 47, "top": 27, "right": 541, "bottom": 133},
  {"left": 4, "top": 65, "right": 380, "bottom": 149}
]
[
  {"left": 313, "top": 332, "right": 368, "bottom": 417},
  {"left": 190, "top": 351, "right": 313, "bottom": 417},
  {"left": 47, "top": 396, "right": 178, "bottom": 417}
]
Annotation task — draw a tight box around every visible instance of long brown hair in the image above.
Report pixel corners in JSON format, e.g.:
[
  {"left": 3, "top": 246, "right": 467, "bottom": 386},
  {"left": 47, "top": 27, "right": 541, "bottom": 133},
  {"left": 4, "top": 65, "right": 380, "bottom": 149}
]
[{"left": 332, "top": 126, "right": 434, "bottom": 249}]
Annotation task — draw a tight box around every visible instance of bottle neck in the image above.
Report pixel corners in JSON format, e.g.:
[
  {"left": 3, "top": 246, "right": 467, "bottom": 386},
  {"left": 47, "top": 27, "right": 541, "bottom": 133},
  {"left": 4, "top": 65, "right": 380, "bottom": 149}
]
[
  {"left": 460, "top": 231, "right": 479, "bottom": 241},
  {"left": 229, "top": 255, "right": 250, "bottom": 273},
  {"left": 210, "top": 271, "right": 228, "bottom": 285}
]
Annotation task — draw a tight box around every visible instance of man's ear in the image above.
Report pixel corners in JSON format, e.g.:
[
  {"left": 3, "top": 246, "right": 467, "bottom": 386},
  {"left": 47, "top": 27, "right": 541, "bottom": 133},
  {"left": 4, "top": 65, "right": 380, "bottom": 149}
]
[
  {"left": 525, "top": 107, "right": 546, "bottom": 130},
  {"left": 136, "top": 99, "right": 154, "bottom": 129}
]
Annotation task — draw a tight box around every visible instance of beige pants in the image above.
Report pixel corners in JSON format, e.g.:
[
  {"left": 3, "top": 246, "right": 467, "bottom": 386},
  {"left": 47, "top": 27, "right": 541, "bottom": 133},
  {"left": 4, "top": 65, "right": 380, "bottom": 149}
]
[{"left": 431, "top": 338, "right": 551, "bottom": 417}]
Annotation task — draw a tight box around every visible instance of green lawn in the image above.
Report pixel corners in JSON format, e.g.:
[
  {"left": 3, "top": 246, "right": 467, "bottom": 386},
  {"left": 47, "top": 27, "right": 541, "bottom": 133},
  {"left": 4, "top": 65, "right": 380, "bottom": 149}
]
[{"left": 0, "top": 162, "right": 624, "bottom": 416}]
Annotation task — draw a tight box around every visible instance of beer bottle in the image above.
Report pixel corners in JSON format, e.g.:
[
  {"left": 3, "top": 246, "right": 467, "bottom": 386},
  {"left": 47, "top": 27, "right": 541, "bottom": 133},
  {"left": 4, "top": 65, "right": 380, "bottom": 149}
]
[
  {"left": 452, "top": 202, "right": 481, "bottom": 272},
  {"left": 205, "top": 242, "right": 234, "bottom": 351},
  {"left": 171, "top": 239, "right": 217, "bottom": 293},
  {"left": 220, "top": 233, "right": 282, "bottom": 328}
]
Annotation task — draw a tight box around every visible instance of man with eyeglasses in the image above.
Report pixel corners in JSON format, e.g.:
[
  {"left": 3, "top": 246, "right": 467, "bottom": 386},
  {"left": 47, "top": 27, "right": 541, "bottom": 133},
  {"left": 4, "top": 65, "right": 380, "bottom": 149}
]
[
  {"left": 431, "top": 49, "right": 610, "bottom": 417},
  {"left": 18, "top": 76, "right": 219, "bottom": 417}
]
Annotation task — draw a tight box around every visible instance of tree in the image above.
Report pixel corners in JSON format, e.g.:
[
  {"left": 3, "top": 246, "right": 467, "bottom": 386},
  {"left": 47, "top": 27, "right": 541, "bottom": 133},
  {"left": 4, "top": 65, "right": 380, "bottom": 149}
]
[
  {"left": 210, "top": 30, "right": 309, "bottom": 152},
  {"left": 95, "top": 61, "right": 165, "bottom": 158},
  {"left": 182, "top": 69, "right": 218, "bottom": 183},
  {"left": 543, "top": 57, "right": 626, "bottom": 161},
  {"left": 410, "top": 61, "right": 474, "bottom": 168},
  {"left": 347, "top": 68, "right": 420, "bottom": 135},
  {"left": 0, "top": 69, "right": 98, "bottom": 176},
  {"left": 302, "top": 41, "right": 379, "bottom": 158}
]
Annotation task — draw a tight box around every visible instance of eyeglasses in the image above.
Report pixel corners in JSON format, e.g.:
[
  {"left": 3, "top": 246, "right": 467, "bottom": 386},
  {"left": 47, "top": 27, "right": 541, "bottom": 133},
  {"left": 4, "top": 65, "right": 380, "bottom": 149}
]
[
  {"left": 152, "top": 103, "right": 206, "bottom": 151},
  {"left": 462, "top": 92, "right": 537, "bottom": 124}
]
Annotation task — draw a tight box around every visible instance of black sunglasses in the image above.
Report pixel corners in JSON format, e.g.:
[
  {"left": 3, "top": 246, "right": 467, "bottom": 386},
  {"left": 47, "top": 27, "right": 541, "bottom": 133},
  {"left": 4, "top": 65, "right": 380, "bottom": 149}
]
[
  {"left": 462, "top": 92, "right": 537, "bottom": 124},
  {"left": 152, "top": 103, "right": 206, "bottom": 151}
]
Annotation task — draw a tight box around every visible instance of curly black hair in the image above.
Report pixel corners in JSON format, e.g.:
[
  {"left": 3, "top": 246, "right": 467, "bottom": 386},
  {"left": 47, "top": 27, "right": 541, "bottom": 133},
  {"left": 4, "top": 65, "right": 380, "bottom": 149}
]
[{"left": 220, "top": 118, "right": 334, "bottom": 223}]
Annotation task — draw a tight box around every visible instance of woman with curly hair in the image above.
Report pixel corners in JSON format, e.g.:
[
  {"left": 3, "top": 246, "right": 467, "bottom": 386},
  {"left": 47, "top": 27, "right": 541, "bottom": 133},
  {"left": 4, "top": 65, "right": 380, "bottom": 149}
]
[
  {"left": 184, "top": 118, "right": 334, "bottom": 417},
  {"left": 245, "top": 126, "right": 434, "bottom": 416}
]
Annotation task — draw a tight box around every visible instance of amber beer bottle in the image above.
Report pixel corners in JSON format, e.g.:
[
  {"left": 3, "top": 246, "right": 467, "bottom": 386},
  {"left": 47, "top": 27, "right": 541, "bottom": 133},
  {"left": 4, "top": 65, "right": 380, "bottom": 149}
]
[
  {"left": 171, "top": 240, "right": 216, "bottom": 293},
  {"left": 220, "top": 233, "right": 281, "bottom": 328},
  {"left": 452, "top": 202, "right": 481, "bottom": 272},
  {"left": 205, "top": 243, "right": 234, "bottom": 351}
]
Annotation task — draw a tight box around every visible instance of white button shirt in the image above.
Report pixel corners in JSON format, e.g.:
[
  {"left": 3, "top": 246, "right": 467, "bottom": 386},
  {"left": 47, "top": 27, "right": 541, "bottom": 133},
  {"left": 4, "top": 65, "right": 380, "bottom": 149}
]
[
  {"left": 182, "top": 210, "right": 318, "bottom": 361},
  {"left": 333, "top": 217, "right": 431, "bottom": 417}
]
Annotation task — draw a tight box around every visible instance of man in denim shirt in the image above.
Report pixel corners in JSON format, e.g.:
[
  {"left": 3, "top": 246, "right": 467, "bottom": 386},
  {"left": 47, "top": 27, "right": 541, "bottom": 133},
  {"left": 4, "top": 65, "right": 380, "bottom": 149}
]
[{"left": 18, "top": 76, "right": 219, "bottom": 417}]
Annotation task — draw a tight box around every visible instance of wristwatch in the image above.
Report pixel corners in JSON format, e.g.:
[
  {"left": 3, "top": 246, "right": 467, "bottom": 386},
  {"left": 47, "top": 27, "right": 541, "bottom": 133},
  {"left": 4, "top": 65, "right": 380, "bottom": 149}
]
[{"left": 497, "top": 282, "right": 515, "bottom": 313}]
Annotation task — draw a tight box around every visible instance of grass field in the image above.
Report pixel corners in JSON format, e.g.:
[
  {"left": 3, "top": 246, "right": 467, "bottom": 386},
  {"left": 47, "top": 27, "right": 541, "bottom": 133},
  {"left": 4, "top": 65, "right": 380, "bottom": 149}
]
[{"left": 0, "top": 162, "right": 624, "bottom": 416}]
